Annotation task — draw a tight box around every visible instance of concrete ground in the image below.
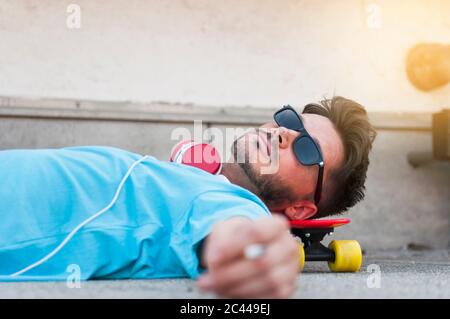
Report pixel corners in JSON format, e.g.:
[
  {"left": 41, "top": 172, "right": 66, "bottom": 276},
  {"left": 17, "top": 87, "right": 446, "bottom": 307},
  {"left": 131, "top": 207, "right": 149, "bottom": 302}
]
[{"left": 0, "top": 249, "right": 448, "bottom": 299}]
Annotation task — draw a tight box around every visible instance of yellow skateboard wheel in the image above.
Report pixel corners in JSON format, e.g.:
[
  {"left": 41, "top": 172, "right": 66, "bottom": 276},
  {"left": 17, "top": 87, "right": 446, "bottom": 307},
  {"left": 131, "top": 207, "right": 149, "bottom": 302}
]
[
  {"left": 328, "top": 240, "right": 362, "bottom": 272},
  {"left": 297, "top": 242, "right": 305, "bottom": 271}
]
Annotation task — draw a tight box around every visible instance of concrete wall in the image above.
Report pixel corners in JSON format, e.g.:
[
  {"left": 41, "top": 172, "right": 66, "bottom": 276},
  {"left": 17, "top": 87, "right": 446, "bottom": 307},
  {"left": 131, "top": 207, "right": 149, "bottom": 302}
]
[
  {"left": 0, "top": 98, "right": 448, "bottom": 250},
  {"left": 336, "top": 131, "right": 450, "bottom": 250},
  {"left": 0, "top": 1, "right": 448, "bottom": 250},
  {"left": 0, "top": 0, "right": 449, "bottom": 112}
]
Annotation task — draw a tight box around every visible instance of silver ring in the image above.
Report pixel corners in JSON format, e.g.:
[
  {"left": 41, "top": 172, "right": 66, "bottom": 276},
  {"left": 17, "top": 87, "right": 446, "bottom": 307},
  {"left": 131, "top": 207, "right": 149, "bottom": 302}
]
[{"left": 244, "top": 243, "right": 266, "bottom": 260}]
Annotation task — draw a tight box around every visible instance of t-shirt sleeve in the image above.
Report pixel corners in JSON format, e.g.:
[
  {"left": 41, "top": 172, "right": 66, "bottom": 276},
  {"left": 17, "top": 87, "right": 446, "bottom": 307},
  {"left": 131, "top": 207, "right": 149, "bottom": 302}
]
[{"left": 170, "top": 190, "right": 271, "bottom": 278}]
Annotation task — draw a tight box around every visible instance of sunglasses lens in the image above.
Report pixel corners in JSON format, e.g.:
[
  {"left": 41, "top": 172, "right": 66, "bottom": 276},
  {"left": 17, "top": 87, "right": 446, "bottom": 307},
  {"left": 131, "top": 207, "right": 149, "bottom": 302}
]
[
  {"left": 275, "top": 108, "right": 302, "bottom": 130},
  {"left": 293, "top": 137, "right": 321, "bottom": 165}
]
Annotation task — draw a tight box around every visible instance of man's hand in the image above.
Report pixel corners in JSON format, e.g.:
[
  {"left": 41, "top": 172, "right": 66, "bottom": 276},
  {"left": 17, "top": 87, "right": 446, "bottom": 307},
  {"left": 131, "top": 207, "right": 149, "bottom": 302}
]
[{"left": 197, "top": 215, "right": 299, "bottom": 298}]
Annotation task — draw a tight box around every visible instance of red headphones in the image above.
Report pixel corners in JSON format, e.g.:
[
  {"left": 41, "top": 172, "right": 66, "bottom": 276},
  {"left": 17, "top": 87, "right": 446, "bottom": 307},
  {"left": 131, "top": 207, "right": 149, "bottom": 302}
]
[{"left": 170, "top": 140, "right": 222, "bottom": 175}]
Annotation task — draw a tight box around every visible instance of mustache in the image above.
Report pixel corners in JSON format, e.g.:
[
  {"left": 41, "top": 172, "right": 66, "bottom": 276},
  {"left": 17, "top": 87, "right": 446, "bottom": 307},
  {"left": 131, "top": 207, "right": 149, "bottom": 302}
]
[
  {"left": 232, "top": 129, "right": 274, "bottom": 147},
  {"left": 256, "top": 129, "right": 273, "bottom": 141},
  {"left": 231, "top": 129, "right": 276, "bottom": 164}
]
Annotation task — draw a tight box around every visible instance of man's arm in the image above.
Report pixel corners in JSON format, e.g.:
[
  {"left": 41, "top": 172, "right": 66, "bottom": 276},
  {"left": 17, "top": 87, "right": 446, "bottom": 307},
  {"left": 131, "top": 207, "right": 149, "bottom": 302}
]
[{"left": 197, "top": 215, "right": 299, "bottom": 298}]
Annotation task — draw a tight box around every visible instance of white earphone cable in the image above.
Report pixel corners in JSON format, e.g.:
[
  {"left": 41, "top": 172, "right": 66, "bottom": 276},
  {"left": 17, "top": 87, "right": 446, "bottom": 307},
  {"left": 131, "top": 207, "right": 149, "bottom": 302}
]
[{"left": 10, "top": 155, "right": 149, "bottom": 277}]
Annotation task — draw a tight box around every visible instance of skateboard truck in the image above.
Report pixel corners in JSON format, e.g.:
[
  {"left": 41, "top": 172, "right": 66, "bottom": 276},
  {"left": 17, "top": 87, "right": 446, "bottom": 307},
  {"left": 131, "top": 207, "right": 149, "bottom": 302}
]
[{"left": 289, "top": 218, "right": 362, "bottom": 272}]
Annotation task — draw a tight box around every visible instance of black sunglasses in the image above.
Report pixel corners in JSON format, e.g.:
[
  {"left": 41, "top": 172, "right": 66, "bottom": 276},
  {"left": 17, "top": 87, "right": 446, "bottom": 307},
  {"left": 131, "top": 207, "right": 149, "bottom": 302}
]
[{"left": 273, "top": 105, "right": 324, "bottom": 205}]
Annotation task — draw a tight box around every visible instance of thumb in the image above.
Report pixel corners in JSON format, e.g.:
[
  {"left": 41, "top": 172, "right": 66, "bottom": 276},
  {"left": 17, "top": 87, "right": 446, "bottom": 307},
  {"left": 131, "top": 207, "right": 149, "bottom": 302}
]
[{"left": 204, "top": 215, "right": 288, "bottom": 269}]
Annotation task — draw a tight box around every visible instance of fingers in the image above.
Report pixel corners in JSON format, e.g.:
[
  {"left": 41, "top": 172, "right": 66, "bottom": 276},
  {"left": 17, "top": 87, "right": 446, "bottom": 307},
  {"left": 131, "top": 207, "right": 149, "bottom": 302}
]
[
  {"left": 198, "top": 227, "right": 300, "bottom": 298},
  {"left": 204, "top": 215, "right": 289, "bottom": 269},
  {"left": 199, "top": 230, "right": 297, "bottom": 291}
]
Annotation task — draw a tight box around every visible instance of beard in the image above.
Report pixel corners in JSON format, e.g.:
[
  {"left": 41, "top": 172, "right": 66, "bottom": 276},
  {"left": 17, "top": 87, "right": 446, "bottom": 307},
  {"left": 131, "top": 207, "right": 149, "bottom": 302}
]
[{"left": 231, "top": 133, "right": 295, "bottom": 207}]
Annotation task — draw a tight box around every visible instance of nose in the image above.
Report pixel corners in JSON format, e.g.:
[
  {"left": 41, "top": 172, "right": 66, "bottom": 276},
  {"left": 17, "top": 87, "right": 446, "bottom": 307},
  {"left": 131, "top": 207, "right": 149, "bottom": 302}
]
[
  {"left": 261, "top": 126, "right": 299, "bottom": 150},
  {"left": 277, "top": 126, "right": 299, "bottom": 150}
]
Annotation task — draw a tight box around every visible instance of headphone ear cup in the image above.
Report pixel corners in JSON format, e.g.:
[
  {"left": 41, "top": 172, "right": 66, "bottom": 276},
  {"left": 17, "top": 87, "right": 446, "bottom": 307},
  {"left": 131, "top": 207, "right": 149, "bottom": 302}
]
[{"left": 170, "top": 140, "right": 222, "bottom": 175}]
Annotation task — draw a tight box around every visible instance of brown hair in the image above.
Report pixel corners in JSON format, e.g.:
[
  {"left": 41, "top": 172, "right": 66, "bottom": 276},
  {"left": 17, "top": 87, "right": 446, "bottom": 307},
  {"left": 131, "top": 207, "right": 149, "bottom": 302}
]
[{"left": 302, "top": 96, "right": 377, "bottom": 217}]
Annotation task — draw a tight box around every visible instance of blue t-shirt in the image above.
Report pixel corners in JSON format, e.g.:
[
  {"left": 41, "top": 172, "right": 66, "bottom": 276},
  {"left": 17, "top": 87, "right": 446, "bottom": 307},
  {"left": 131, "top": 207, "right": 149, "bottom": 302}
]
[{"left": 0, "top": 146, "right": 270, "bottom": 281}]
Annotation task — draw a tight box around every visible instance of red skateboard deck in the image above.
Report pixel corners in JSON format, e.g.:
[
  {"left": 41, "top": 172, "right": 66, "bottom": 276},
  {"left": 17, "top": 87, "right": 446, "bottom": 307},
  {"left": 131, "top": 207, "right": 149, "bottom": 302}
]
[{"left": 289, "top": 218, "right": 350, "bottom": 229}]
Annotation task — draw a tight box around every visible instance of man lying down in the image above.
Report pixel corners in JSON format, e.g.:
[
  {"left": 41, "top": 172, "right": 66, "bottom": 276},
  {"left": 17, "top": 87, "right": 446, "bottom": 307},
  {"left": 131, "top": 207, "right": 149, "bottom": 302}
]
[{"left": 0, "top": 97, "right": 375, "bottom": 298}]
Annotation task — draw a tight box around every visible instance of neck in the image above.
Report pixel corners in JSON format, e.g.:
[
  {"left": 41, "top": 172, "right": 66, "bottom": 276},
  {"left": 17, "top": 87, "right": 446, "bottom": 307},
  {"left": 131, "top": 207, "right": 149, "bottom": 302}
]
[
  {"left": 221, "top": 163, "right": 260, "bottom": 196},
  {"left": 221, "top": 163, "right": 288, "bottom": 213}
]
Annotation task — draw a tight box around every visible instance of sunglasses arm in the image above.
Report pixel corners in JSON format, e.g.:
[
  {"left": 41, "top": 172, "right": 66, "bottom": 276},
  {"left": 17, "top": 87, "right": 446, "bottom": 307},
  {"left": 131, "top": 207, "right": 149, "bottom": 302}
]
[{"left": 314, "top": 161, "right": 324, "bottom": 205}]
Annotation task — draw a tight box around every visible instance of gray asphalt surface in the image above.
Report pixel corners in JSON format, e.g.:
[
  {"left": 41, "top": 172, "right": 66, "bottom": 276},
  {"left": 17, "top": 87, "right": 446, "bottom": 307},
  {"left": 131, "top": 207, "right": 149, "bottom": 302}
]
[{"left": 1, "top": 250, "right": 448, "bottom": 299}]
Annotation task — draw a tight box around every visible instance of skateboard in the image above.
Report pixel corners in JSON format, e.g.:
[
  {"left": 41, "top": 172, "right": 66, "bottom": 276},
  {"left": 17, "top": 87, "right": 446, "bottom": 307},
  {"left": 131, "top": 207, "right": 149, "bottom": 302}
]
[{"left": 289, "top": 218, "right": 362, "bottom": 272}]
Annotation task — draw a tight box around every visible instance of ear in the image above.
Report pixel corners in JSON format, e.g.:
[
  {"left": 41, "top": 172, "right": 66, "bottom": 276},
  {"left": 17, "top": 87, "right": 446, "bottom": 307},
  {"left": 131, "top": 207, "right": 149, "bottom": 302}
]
[{"left": 283, "top": 201, "right": 317, "bottom": 220}]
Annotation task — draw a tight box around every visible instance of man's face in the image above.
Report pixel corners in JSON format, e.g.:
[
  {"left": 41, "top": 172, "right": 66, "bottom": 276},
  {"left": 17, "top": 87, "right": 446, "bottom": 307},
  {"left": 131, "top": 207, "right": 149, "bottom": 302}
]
[{"left": 231, "top": 113, "right": 344, "bottom": 220}]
